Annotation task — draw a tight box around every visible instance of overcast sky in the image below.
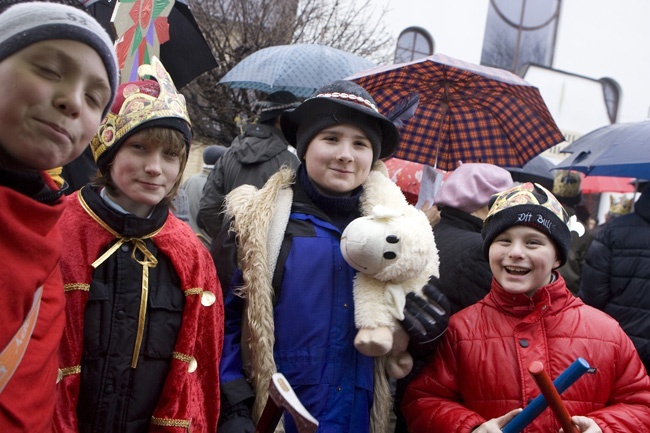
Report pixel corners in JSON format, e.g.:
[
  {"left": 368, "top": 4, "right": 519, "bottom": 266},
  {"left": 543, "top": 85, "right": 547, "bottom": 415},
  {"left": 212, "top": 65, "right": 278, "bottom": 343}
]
[{"left": 372, "top": 0, "right": 650, "bottom": 128}]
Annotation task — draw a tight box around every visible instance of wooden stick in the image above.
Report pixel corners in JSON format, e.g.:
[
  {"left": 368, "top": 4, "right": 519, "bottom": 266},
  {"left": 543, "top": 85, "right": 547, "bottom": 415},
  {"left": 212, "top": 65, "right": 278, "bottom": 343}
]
[
  {"left": 528, "top": 361, "right": 579, "bottom": 433},
  {"left": 255, "top": 393, "right": 282, "bottom": 433}
]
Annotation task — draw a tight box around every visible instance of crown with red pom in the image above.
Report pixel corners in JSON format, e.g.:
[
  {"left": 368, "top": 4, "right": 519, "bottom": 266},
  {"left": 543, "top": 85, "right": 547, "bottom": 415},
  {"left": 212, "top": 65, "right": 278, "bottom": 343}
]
[{"left": 91, "top": 56, "right": 191, "bottom": 173}]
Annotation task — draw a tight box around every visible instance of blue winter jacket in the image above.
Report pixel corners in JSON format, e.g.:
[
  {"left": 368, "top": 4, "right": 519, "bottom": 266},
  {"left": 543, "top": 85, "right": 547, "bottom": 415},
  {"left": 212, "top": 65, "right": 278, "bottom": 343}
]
[{"left": 219, "top": 182, "right": 375, "bottom": 433}]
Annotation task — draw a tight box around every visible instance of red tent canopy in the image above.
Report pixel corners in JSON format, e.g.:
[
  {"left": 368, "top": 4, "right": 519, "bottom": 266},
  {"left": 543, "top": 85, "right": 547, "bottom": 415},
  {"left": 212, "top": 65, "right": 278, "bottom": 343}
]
[{"left": 581, "top": 175, "right": 635, "bottom": 194}]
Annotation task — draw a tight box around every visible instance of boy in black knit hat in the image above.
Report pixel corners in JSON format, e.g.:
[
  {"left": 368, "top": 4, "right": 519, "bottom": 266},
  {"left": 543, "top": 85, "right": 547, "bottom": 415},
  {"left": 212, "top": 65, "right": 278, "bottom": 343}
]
[
  {"left": 0, "top": 3, "right": 117, "bottom": 432},
  {"left": 402, "top": 182, "right": 650, "bottom": 433}
]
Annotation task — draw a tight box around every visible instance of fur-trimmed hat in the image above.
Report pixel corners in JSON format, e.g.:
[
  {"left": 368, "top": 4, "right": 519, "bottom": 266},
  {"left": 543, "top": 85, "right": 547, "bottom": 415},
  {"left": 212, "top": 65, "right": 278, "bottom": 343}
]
[
  {"left": 482, "top": 182, "right": 571, "bottom": 267},
  {"left": 435, "top": 163, "right": 513, "bottom": 213},
  {"left": 553, "top": 169, "right": 582, "bottom": 207},
  {"left": 90, "top": 57, "right": 192, "bottom": 175},
  {"left": 280, "top": 80, "right": 399, "bottom": 163},
  {"left": 256, "top": 91, "right": 300, "bottom": 124},
  {"left": 0, "top": 1, "right": 119, "bottom": 118}
]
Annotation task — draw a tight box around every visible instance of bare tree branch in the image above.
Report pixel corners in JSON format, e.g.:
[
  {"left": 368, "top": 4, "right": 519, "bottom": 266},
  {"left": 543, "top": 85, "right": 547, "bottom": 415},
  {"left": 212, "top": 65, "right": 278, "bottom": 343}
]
[{"left": 183, "top": 0, "right": 394, "bottom": 145}]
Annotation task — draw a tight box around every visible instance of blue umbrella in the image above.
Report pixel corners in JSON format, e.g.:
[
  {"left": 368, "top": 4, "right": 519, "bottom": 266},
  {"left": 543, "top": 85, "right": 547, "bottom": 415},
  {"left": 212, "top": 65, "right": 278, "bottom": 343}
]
[
  {"left": 219, "top": 44, "right": 375, "bottom": 98},
  {"left": 555, "top": 120, "right": 650, "bottom": 179}
]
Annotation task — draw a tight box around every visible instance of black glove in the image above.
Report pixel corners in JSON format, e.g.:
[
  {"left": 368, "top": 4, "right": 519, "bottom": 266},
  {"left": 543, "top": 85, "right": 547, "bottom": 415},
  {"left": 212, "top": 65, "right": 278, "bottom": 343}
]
[
  {"left": 218, "top": 378, "right": 256, "bottom": 433},
  {"left": 218, "top": 409, "right": 256, "bottom": 433},
  {"left": 400, "top": 276, "right": 450, "bottom": 356}
]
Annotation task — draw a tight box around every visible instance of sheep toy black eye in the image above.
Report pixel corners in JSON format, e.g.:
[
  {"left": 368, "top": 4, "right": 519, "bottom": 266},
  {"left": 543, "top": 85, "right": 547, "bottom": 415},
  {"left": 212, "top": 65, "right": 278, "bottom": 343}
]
[
  {"left": 383, "top": 251, "right": 397, "bottom": 260},
  {"left": 386, "top": 235, "right": 399, "bottom": 244}
]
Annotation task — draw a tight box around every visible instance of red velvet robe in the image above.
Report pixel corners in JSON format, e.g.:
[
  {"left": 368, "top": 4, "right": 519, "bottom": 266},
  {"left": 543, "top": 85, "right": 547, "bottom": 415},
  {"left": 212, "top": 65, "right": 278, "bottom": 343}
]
[{"left": 55, "top": 191, "right": 223, "bottom": 432}]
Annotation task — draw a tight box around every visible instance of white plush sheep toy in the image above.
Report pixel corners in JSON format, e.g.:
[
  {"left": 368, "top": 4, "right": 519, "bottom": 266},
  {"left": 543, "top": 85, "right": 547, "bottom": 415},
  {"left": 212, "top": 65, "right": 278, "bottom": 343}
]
[{"left": 340, "top": 204, "right": 439, "bottom": 379}]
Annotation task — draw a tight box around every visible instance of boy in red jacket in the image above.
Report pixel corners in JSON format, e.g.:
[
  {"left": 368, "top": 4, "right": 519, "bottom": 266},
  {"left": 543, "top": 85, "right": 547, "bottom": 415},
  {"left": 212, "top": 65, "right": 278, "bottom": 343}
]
[
  {"left": 0, "top": 3, "right": 118, "bottom": 432},
  {"left": 402, "top": 182, "right": 650, "bottom": 433}
]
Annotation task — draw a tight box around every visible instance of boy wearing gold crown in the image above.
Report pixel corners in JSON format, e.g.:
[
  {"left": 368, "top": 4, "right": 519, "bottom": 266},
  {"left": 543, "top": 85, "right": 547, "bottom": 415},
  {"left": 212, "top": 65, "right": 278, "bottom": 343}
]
[
  {"left": 54, "top": 58, "right": 223, "bottom": 433},
  {"left": 401, "top": 183, "right": 650, "bottom": 432}
]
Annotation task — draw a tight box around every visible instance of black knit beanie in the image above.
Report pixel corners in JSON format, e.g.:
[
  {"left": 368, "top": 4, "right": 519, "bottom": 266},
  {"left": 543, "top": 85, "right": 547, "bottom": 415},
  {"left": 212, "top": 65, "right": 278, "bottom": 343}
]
[
  {"left": 0, "top": 2, "right": 119, "bottom": 118},
  {"left": 482, "top": 182, "right": 571, "bottom": 267},
  {"left": 281, "top": 80, "right": 399, "bottom": 163}
]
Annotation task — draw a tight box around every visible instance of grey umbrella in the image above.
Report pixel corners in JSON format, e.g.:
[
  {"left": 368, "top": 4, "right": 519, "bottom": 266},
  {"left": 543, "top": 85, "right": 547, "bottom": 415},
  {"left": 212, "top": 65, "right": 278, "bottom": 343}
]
[{"left": 219, "top": 44, "right": 375, "bottom": 98}]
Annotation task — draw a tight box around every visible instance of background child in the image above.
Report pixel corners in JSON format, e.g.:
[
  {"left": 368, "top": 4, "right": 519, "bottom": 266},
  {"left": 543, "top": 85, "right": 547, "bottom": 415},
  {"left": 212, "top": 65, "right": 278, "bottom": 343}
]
[
  {"left": 0, "top": 3, "right": 117, "bottom": 432},
  {"left": 402, "top": 182, "right": 650, "bottom": 433},
  {"left": 55, "top": 57, "right": 223, "bottom": 433}
]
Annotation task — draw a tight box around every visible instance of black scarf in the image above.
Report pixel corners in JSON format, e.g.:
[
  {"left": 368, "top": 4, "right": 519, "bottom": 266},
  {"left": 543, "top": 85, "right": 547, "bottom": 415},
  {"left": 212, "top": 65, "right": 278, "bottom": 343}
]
[{"left": 297, "top": 165, "right": 362, "bottom": 232}]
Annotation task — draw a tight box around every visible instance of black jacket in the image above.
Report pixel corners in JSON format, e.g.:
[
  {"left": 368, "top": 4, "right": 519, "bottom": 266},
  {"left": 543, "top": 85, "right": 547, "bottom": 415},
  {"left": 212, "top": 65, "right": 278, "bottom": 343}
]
[
  {"left": 76, "top": 187, "right": 185, "bottom": 433},
  {"left": 198, "top": 123, "right": 299, "bottom": 239},
  {"left": 433, "top": 207, "right": 493, "bottom": 314},
  {"left": 579, "top": 189, "right": 650, "bottom": 373},
  {"left": 199, "top": 123, "right": 299, "bottom": 291}
]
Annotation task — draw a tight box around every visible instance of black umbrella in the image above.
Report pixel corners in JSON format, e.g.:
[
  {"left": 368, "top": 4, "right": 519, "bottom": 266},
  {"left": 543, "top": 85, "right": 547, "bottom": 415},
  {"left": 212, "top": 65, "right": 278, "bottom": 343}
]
[
  {"left": 505, "top": 154, "right": 556, "bottom": 190},
  {"left": 83, "top": 0, "right": 217, "bottom": 89}
]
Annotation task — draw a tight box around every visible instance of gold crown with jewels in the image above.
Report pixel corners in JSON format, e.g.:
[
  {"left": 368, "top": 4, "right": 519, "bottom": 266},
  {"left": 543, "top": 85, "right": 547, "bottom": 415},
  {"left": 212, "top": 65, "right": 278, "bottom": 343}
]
[{"left": 90, "top": 56, "right": 191, "bottom": 162}]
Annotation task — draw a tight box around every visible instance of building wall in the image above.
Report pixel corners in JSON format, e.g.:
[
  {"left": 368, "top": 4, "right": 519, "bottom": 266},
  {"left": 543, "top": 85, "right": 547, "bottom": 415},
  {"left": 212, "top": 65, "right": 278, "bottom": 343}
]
[{"left": 182, "top": 139, "right": 218, "bottom": 183}]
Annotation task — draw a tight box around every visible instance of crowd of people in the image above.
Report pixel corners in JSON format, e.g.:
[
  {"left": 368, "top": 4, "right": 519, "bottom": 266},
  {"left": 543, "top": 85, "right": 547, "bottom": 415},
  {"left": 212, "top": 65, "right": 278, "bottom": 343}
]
[{"left": 1, "top": 2, "right": 649, "bottom": 433}]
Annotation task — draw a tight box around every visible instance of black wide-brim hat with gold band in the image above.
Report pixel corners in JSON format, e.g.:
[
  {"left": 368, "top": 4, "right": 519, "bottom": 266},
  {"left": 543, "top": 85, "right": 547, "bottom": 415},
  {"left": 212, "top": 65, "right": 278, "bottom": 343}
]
[
  {"left": 91, "top": 56, "right": 192, "bottom": 174},
  {"left": 280, "top": 80, "right": 399, "bottom": 162}
]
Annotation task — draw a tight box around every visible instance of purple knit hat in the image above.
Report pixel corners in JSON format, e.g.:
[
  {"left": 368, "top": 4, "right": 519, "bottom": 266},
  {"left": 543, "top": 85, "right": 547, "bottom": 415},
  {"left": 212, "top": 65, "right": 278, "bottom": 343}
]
[{"left": 435, "top": 163, "right": 514, "bottom": 213}]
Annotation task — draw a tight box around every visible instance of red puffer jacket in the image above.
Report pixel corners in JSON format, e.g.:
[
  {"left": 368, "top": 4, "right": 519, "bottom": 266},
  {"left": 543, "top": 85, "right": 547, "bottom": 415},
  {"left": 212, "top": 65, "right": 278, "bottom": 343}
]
[{"left": 402, "top": 275, "right": 650, "bottom": 433}]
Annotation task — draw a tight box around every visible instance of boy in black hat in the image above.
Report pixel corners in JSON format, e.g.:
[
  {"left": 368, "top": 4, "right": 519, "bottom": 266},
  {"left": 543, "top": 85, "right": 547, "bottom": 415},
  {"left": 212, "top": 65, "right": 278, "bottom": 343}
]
[
  {"left": 402, "top": 182, "right": 650, "bottom": 432},
  {"left": 0, "top": 2, "right": 118, "bottom": 431},
  {"left": 216, "top": 80, "right": 448, "bottom": 433}
]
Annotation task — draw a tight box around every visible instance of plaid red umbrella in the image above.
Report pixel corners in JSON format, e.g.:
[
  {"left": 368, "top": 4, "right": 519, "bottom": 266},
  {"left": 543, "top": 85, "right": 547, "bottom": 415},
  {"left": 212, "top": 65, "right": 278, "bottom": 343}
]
[{"left": 347, "top": 53, "right": 564, "bottom": 171}]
